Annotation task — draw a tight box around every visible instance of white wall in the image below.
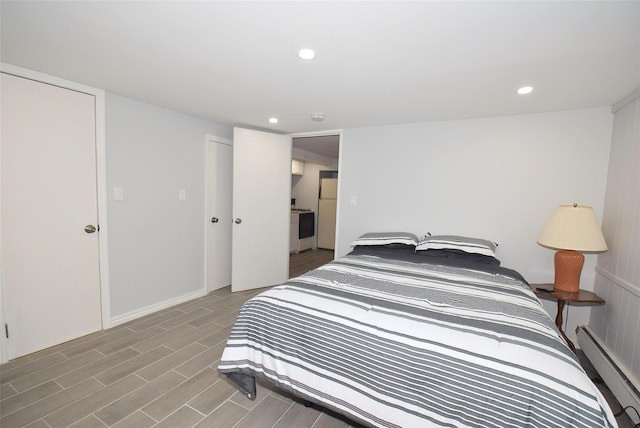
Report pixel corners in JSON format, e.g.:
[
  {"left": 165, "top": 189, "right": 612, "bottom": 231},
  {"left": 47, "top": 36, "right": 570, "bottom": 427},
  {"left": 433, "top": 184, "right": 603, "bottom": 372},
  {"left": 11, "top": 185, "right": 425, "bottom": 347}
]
[
  {"left": 591, "top": 88, "right": 640, "bottom": 383},
  {"left": 291, "top": 161, "right": 335, "bottom": 210},
  {"left": 105, "top": 93, "right": 232, "bottom": 320},
  {"left": 336, "top": 108, "right": 613, "bottom": 343}
]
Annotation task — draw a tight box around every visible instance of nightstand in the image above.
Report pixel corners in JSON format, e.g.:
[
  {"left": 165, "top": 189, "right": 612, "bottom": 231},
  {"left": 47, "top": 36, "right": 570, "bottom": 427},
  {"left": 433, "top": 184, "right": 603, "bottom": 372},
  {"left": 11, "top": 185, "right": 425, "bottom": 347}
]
[{"left": 530, "top": 283, "right": 605, "bottom": 353}]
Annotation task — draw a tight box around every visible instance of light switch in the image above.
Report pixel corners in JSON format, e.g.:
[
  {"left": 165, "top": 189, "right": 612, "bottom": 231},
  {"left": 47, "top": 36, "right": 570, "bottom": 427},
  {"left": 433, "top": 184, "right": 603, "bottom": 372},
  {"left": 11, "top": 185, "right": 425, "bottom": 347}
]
[
  {"left": 179, "top": 189, "right": 187, "bottom": 201},
  {"left": 350, "top": 195, "right": 357, "bottom": 206},
  {"left": 114, "top": 187, "right": 124, "bottom": 201}
]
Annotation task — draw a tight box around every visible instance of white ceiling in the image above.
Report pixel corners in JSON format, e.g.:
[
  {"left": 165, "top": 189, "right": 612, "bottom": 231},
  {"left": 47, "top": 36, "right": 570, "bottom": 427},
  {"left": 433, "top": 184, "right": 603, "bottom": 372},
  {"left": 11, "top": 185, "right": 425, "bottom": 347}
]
[
  {"left": 2, "top": 1, "right": 639, "bottom": 137},
  {"left": 293, "top": 135, "right": 340, "bottom": 159}
]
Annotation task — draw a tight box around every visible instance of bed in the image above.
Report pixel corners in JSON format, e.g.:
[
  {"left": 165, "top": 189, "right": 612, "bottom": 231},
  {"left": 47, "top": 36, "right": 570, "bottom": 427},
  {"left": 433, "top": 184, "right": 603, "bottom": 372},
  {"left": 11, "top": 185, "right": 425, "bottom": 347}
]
[{"left": 218, "top": 233, "right": 617, "bottom": 427}]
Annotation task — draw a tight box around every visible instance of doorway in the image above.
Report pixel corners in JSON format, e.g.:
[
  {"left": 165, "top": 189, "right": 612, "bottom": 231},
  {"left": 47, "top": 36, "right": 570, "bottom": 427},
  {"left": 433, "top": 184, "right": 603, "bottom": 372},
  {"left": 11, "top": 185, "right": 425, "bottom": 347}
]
[{"left": 289, "top": 131, "right": 341, "bottom": 276}]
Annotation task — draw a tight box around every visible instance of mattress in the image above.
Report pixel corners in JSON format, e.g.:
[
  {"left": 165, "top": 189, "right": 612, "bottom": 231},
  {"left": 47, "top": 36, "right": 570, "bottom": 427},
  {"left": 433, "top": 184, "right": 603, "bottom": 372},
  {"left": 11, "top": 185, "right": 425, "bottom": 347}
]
[{"left": 218, "top": 246, "right": 616, "bottom": 427}]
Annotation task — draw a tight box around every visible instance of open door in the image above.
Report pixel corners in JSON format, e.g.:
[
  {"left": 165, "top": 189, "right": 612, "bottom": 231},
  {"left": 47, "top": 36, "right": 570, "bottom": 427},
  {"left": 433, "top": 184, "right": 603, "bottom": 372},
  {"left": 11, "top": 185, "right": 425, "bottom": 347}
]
[{"left": 231, "top": 128, "right": 291, "bottom": 292}]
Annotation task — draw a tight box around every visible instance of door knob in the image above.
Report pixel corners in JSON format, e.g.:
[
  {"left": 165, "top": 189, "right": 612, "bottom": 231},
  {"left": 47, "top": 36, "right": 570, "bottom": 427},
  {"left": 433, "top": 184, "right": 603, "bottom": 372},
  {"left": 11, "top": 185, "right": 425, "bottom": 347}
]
[
  {"left": 84, "top": 225, "right": 97, "bottom": 234},
  {"left": 211, "top": 217, "right": 219, "bottom": 223},
  {"left": 234, "top": 218, "right": 242, "bottom": 224}
]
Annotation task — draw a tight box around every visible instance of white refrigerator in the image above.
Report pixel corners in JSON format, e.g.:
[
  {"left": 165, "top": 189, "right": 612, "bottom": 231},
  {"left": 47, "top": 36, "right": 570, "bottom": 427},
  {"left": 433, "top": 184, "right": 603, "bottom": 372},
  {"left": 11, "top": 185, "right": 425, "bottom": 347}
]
[{"left": 317, "top": 178, "right": 338, "bottom": 250}]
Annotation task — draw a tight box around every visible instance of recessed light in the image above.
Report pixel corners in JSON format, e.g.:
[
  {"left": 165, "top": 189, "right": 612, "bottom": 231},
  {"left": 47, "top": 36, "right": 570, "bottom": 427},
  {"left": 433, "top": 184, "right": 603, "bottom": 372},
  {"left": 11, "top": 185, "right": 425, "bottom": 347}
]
[
  {"left": 310, "top": 113, "right": 325, "bottom": 122},
  {"left": 268, "top": 117, "right": 278, "bottom": 124},
  {"left": 298, "top": 48, "right": 316, "bottom": 60},
  {"left": 517, "top": 86, "right": 534, "bottom": 95}
]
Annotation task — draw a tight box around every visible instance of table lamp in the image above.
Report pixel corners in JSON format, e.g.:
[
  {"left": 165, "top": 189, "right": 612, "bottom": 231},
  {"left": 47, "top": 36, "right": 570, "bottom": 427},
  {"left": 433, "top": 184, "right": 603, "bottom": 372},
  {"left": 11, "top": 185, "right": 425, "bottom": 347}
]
[{"left": 537, "top": 203, "right": 608, "bottom": 293}]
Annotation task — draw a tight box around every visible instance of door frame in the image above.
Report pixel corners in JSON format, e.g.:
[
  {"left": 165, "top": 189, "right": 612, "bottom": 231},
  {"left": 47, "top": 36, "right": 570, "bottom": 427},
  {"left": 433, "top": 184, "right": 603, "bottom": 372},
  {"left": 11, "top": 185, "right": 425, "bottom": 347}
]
[
  {"left": 289, "top": 129, "right": 343, "bottom": 254},
  {"left": 204, "top": 134, "right": 233, "bottom": 293},
  {"left": 0, "top": 62, "right": 111, "bottom": 363}
]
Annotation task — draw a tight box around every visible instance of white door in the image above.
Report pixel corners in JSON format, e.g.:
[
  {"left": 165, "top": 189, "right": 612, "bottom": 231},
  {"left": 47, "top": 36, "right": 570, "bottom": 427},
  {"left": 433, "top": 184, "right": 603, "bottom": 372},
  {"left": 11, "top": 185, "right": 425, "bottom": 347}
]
[
  {"left": 231, "top": 128, "right": 291, "bottom": 292},
  {"left": 206, "top": 136, "right": 233, "bottom": 291},
  {"left": 1, "top": 72, "right": 102, "bottom": 359}
]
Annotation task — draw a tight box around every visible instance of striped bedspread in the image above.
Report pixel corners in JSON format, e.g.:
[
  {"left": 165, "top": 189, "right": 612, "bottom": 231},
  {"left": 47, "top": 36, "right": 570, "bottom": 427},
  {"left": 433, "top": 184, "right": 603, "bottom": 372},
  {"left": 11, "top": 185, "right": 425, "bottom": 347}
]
[{"left": 218, "top": 248, "right": 617, "bottom": 427}]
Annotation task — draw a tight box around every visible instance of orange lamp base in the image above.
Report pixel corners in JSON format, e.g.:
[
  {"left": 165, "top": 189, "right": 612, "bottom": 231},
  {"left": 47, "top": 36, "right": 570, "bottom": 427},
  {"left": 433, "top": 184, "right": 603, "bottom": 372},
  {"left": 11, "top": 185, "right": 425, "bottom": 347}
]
[{"left": 553, "top": 250, "right": 584, "bottom": 293}]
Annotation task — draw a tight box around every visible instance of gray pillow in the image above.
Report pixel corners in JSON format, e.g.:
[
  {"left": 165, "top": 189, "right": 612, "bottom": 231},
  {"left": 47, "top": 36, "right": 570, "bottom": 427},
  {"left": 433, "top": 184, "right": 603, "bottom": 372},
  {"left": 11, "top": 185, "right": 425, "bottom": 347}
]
[
  {"left": 415, "top": 235, "right": 497, "bottom": 257},
  {"left": 351, "top": 232, "right": 418, "bottom": 247}
]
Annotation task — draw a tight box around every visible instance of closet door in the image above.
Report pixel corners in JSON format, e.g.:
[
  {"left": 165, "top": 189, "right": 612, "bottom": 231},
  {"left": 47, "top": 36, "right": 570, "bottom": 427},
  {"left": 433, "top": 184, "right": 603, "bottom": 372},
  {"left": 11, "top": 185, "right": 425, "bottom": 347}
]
[{"left": 1, "top": 72, "right": 102, "bottom": 359}]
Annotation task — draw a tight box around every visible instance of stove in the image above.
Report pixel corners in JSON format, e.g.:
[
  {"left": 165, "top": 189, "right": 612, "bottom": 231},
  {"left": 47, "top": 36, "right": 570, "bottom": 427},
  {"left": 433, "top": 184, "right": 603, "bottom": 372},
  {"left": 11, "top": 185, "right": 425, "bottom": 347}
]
[{"left": 290, "top": 209, "right": 315, "bottom": 253}]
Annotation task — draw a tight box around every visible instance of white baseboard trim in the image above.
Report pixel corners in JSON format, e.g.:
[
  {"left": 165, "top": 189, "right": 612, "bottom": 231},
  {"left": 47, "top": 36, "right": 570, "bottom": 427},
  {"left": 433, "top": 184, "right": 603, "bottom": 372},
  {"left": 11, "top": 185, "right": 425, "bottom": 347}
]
[
  {"left": 577, "top": 325, "right": 640, "bottom": 424},
  {"left": 109, "top": 289, "right": 208, "bottom": 328}
]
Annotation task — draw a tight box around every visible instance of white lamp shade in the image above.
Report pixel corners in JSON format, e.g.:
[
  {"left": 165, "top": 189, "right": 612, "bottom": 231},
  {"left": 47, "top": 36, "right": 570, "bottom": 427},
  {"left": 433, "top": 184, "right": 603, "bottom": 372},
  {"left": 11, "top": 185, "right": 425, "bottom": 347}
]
[{"left": 537, "top": 204, "right": 608, "bottom": 252}]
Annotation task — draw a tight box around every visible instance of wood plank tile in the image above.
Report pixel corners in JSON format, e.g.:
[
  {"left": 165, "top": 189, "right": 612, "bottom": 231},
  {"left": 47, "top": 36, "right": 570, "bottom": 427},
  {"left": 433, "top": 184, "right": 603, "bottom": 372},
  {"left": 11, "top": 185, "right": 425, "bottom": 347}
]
[
  {"left": 169, "top": 296, "right": 215, "bottom": 313},
  {"left": 211, "top": 309, "right": 243, "bottom": 327},
  {"left": 173, "top": 343, "right": 225, "bottom": 378},
  {"left": 205, "top": 296, "right": 244, "bottom": 315},
  {"left": 23, "top": 420, "right": 50, "bottom": 428},
  {"left": 55, "top": 348, "right": 140, "bottom": 388},
  {"left": 123, "top": 309, "right": 186, "bottom": 333},
  {"left": 1, "top": 382, "right": 18, "bottom": 400},
  {"left": 165, "top": 322, "right": 227, "bottom": 351},
  {"left": 11, "top": 349, "right": 104, "bottom": 393},
  {"left": 130, "top": 324, "right": 197, "bottom": 354},
  {"left": 94, "top": 346, "right": 173, "bottom": 385},
  {"left": 110, "top": 411, "right": 156, "bottom": 428},
  {"left": 193, "top": 401, "right": 248, "bottom": 428},
  {"left": 195, "top": 325, "right": 232, "bottom": 348},
  {"left": 0, "top": 357, "right": 33, "bottom": 379},
  {"left": 187, "top": 310, "right": 225, "bottom": 328},
  {"left": 0, "top": 378, "right": 102, "bottom": 427},
  {"left": 272, "top": 400, "right": 322, "bottom": 427},
  {"left": 187, "top": 377, "right": 234, "bottom": 415},
  {"left": 136, "top": 343, "right": 207, "bottom": 381},
  {"left": 0, "top": 380, "right": 62, "bottom": 416},
  {"left": 312, "top": 411, "right": 353, "bottom": 428},
  {"left": 141, "top": 367, "right": 218, "bottom": 421},
  {"left": 229, "top": 381, "right": 279, "bottom": 410},
  {"left": 67, "top": 414, "right": 108, "bottom": 428},
  {"left": 25, "top": 331, "right": 105, "bottom": 362},
  {"left": 1, "top": 352, "right": 68, "bottom": 384},
  {"left": 95, "top": 326, "right": 165, "bottom": 356},
  {"left": 153, "top": 406, "right": 204, "bottom": 428},
  {"left": 234, "top": 394, "right": 292, "bottom": 428},
  {"left": 44, "top": 375, "right": 146, "bottom": 428},
  {"left": 195, "top": 294, "right": 238, "bottom": 311},
  {"left": 60, "top": 327, "right": 135, "bottom": 359},
  {"left": 157, "top": 308, "right": 212, "bottom": 330},
  {"left": 95, "top": 370, "right": 186, "bottom": 426}
]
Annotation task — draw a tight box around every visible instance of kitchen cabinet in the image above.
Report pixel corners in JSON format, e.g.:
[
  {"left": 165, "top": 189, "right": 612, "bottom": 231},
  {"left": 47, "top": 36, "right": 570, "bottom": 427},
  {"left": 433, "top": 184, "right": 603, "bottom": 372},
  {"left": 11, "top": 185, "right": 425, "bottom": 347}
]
[{"left": 292, "top": 159, "right": 305, "bottom": 176}]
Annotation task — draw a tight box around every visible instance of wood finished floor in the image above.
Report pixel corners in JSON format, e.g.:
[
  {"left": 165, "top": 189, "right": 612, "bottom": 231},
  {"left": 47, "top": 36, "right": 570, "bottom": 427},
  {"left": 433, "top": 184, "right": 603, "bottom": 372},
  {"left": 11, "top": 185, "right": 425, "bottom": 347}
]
[
  {"left": 1, "top": 248, "right": 633, "bottom": 428},
  {"left": 0, "top": 250, "right": 341, "bottom": 428}
]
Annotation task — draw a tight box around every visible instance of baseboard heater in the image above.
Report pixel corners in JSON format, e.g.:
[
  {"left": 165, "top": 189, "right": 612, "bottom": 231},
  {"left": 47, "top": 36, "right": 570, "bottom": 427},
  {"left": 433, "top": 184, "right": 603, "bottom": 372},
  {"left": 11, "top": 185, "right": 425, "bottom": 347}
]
[{"left": 577, "top": 325, "right": 640, "bottom": 424}]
